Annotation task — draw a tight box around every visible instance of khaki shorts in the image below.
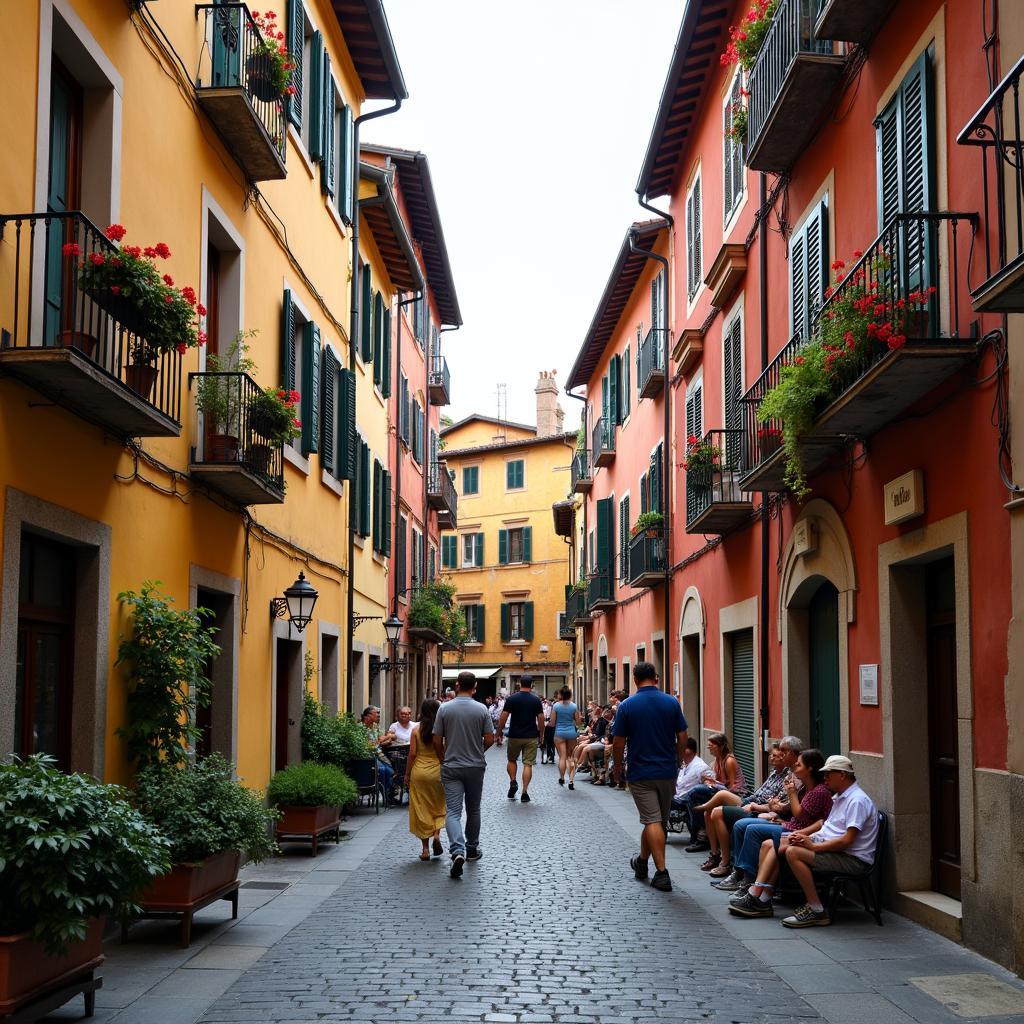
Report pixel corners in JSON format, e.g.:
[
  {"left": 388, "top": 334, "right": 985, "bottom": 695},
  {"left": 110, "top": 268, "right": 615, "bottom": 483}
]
[
  {"left": 629, "top": 778, "right": 676, "bottom": 826},
  {"left": 506, "top": 738, "right": 538, "bottom": 766},
  {"left": 811, "top": 850, "right": 872, "bottom": 876}
]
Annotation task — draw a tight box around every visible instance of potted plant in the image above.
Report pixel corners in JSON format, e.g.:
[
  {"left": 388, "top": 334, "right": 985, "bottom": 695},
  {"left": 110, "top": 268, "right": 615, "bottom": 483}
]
[
  {"left": 720, "top": 0, "right": 780, "bottom": 71},
  {"left": 246, "top": 9, "right": 297, "bottom": 102},
  {"left": 0, "top": 756, "right": 169, "bottom": 1016},
  {"left": 195, "top": 330, "right": 257, "bottom": 464},
  {"left": 570, "top": 575, "right": 588, "bottom": 595},
  {"left": 247, "top": 386, "right": 301, "bottom": 474},
  {"left": 631, "top": 510, "right": 665, "bottom": 539},
  {"left": 301, "top": 693, "right": 373, "bottom": 770},
  {"left": 133, "top": 755, "right": 278, "bottom": 918},
  {"left": 267, "top": 762, "right": 357, "bottom": 855}
]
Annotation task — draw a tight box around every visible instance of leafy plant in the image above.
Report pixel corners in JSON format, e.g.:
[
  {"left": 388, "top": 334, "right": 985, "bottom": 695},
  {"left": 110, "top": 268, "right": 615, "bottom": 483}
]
[
  {"left": 116, "top": 582, "right": 221, "bottom": 771},
  {"left": 408, "top": 578, "right": 469, "bottom": 647},
  {"left": 249, "top": 9, "right": 297, "bottom": 98},
  {"left": 721, "top": 0, "right": 780, "bottom": 70},
  {"left": 267, "top": 762, "right": 357, "bottom": 808},
  {"left": 682, "top": 435, "right": 723, "bottom": 473},
  {"left": 725, "top": 102, "right": 748, "bottom": 144},
  {"left": 250, "top": 386, "right": 301, "bottom": 444},
  {"left": 0, "top": 755, "right": 170, "bottom": 955},
  {"left": 570, "top": 575, "right": 588, "bottom": 595},
  {"left": 134, "top": 755, "right": 278, "bottom": 864},
  {"left": 301, "top": 693, "right": 372, "bottom": 767},
  {"left": 575, "top": 426, "right": 586, "bottom": 450},
  {"left": 631, "top": 510, "right": 665, "bottom": 537},
  {"left": 195, "top": 330, "right": 258, "bottom": 435}
]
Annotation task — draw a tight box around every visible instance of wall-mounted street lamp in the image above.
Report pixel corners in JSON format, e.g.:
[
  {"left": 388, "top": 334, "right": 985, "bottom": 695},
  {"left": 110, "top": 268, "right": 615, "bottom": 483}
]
[
  {"left": 270, "top": 571, "right": 318, "bottom": 633},
  {"left": 371, "top": 613, "right": 410, "bottom": 678}
]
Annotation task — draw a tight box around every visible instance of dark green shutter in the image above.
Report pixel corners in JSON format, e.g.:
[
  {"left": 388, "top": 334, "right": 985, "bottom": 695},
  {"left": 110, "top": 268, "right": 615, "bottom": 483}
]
[
  {"left": 395, "top": 515, "right": 407, "bottom": 594},
  {"left": 442, "top": 535, "right": 456, "bottom": 569},
  {"left": 601, "top": 376, "right": 609, "bottom": 440},
  {"left": 724, "top": 318, "right": 742, "bottom": 465},
  {"left": 650, "top": 445, "right": 662, "bottom": 514},
  {"left": 320, "top": 347, "right": 337, "bottom": 473},
  {"left": 400, "top": 375, "right": 409, "bottom": 442},
  {"left": 596, "top": 497, "right": 612, "bottom": 573},
  {"left": 523, "top": 602, "right": 534, "bottom": 642},
  {"left": 337, "top": 368, "right": 356, "bottom": 480},
  {"left": 287, "top": 0, "right": 303, "bottom": 130},
  {"left": 609, "top": 355, "right": 620, "bottom": 426},
  {"left": 321, "top": 58, "right": 335, "bottom": 196},
  {"left": 381, "top": 307, "right": 392, "bottom": 397},
  {"left": 498, "top": 529, "right": 508, "bottom": 565},
  {"left": 308, "top": 30, "right": 324, "bottom": 160},
  {"left": 372, "top": 292, "right": 383, "bottom": 386},
  {"left": 475, "top": 534, "right": 484, "bottom": 567},
  {"left": 523, "top": 526, "right": 532, "bottom": 563},
  {"left": 619, "top": 495, "right": 630, "bottom": 582},
  {"left": 623, "top": 346, "right": 631, "bottom": 417},
  {"left": 791, "top": 200, "right": 829, "bottom": 339},
  {"left": 476, "top": 605, "right": 485, "bottom": 644},
  {"left": 372, "top": 459, "right": 382, "bottom": 551},
  {"left": 281, "top": 290, "right": 296, "bottom": 391},
  {"left": 358, "top": 441, "right": 371, "bottom": 536},
  {"left": 341, "top": 105, "right": 354, "bottom": 222},
  {"left": 500, "top": 603, "right": 510, "bottom": 643},
  {"left": 301, "top": 321, "right": 320, "bottom": 456},
  {"left": 731, "top": 629, "right": 756, "bottom": 790},
  {"left": 360, "top": 268, "right": 372, "bottom": 362},
  {"left": 383, "top": 471, "right": 392, "bottom": 557}
]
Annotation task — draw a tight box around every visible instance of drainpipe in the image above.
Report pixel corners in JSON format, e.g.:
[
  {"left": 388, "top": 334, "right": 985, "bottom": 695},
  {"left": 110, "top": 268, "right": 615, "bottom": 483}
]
[
  {"left": 630, "top": 201, "right": 673, "bottom": 693},
  {"left": 758, "top": 172, "right": 770, "bottom": 776},
  {"left": 565, "top": 385, "right": 588, "bottom": 700},
  {"left": 346, "top": 97, "right": 402, "bottom": 713}
]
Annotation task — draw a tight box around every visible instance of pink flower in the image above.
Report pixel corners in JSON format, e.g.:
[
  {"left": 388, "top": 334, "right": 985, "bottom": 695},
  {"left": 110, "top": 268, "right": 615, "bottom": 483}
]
[
  {"left": 293, "top": 418, "right": 301, "bottom": 428},
  {"left": 198, "top": 331, "right": 208, "bottom": 346}
]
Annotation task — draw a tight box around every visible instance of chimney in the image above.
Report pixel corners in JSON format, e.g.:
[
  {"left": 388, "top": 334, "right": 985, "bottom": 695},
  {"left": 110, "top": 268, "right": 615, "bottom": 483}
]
[{"left": 535, "top": 370, "right": 563, "bottom": 437}]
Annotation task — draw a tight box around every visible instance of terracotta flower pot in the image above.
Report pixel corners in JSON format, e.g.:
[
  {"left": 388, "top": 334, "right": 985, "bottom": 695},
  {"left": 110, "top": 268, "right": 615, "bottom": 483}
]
[
  {"left": 0, "top": 919, "right": 104, "bottom": 1016},
  {"left": 139, "top": 850, "right": 241, "bottom": 910},
  {"left": 276, "top": 805, "right": 341, "bottom": 837},
  {"left": 208, "top": 434, "right": 240, "bottom": 464},
  {"left": 125, "top": 362, "right": 158, "bottom": 400},
  {"left": 56, "top": 330, "right": 98, "bottom": 360}
]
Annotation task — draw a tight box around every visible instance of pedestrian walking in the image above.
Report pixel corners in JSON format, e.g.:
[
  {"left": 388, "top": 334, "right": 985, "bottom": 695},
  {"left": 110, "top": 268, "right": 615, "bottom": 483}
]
[
  {"left": 432, "top": 672, "right": 496, "bottom": 879},
  {"left": 551, "top": 686, "right": 582, "bottom": 789},
  {"left": 541, "top": 698, "right": 556, "bottom": 764},
  {"left": 404, "top": 698, "right": 446, "bottom": 862},
  {"left": 611, "top": 662, "right": 688, "bottom": 893},
  {"left": 496, "top": 674, "right": 545, "bottom": 803}
]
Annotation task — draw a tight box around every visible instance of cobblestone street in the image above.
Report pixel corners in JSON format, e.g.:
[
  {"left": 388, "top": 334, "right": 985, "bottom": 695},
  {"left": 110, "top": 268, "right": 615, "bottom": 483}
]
[{"left": 58, "top": 748, "right": 1024, "bottom": 1024}]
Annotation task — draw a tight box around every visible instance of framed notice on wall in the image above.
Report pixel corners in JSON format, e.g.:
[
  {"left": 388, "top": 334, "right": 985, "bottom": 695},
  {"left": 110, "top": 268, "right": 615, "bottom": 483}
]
[{"left": 859, "top": 664, "right": 879, "bottom": 706}]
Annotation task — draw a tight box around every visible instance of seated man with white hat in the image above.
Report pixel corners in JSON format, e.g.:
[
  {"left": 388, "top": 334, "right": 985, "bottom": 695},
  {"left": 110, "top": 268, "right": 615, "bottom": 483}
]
[{"left": 780, "top": 754, "right": 879, "bottom": 929}]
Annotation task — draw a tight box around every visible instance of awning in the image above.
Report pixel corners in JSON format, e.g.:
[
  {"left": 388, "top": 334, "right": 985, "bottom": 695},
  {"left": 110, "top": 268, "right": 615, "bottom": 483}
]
[{"left": 442, "top": 665, "right": 502, "bottom": 681}]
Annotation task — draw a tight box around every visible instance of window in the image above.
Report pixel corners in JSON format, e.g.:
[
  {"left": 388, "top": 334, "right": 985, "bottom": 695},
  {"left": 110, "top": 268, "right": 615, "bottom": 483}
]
[
  {"left": 281, "top": 289, "right": 320, "bottom": 457},
  {"left": 321, "top": 354, "right": 356, "bottom": 480},
  {"left": 360, "top": 264, "right": 372, "bottom": 362},
  {"left": 723, "top": 313, "right": 743, "bottom": 465},
  {"left": 462, "top": 466, "right": 479, "bottom": 495},
  {"left": 499, "top": 526, "right": 532, "bottom": 565},
  {"left": 355, "top": 437, "right": 371, "bottom": 536},
  {"left": 428, "top": 543, "right": 437, "bottom": 580},
  {"left": 687, "top": 171, "right": 703, "bottom": 299},
  {"left": 723, "top": 73, "right": 745, "bottom": 222},
  {"left": 441, "top": 534, "right": 457, "bottom": 569},
  {"left": 410, "top": 527, "right": 423, "bottom": 588},
  {"left": 506, "top": 459, "right": 525, "bottom": 490},
  {"left": 411, "top": 402, "right": 423, "bottom": 464},
  {"left": 399, "top": 374, "right": 410, "bottom": 445},
  {"left": 622, "top": 344, "right": 631, "bottom": 418},
  {"left": 293, "top": 4, "right": 315, "bottom": 149},
  {"left": 330, "top": 85, "right": 354, "bottom": 223},
  {"left": 464, "top": 604, "right": 485, "bottom": 644},
  {"left": 594, "top": 496, "right": 615, "bottom": 579},
  {"left": 395, "top": 513, "right": 407, "bottom": 594},
  {"left": 461, "top": 532, "right": 483, "bottom": 568},
  {"left": 618, "top": 494, "right": 631, "bottom": 582},
  {"left": 651, "top": 269, "right": 666, "bottom": 341},
  {"left": 501, "top": 601, "right": 534, "bottom": 642},
  {"left": 790, "top": 198, "right": 830, "bottom": 340},
  {"left": 686, "top": 373, "right": 703, "bottom": 445},
  {"left": 609, "top": 354, "right": 622, "bottom": 424},
  {"left": 371, "top": 458, "right": 392, "bottom": 555}
]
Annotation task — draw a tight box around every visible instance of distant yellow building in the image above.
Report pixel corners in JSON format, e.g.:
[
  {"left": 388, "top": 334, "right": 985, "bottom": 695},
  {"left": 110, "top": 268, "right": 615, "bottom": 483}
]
[{"left": 439, "top": 374, "right": 575, "bottom": 698}]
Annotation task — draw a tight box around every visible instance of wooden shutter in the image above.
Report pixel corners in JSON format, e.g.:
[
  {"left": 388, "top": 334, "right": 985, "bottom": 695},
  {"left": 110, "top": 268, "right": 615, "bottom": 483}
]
[
  {"left": 791, "top": 200, "right": 829, "bottom": 339},
  {"left": 498, "top": 529, "right": 508, "bottom": 565},
  {"left": 321, "top": 62, "right": 336, "bottom": 196},
  {"left": 474, "top": 533, "right": 484, "bottom": 567},
  {"left": 596, "top": 497, "right": 613, "bottom": 573},
  {"left": 650, "top": 271, "right": 665, "bottom": 333},
  {"left": 686, "top": 380, "right": 703, "bottom": 442},
  {"left": 400, "top": 375, "right": 409, "bottom": 442},
  {"left": 500, "top": 603, "right": 510, "bottom": 643},
  {"left": 688, "top": 175, "right": 702, "bottom": 297},
  {"left": 442, "top": 535, "right": 456, "bottom": 569},
  {"left": 383, "top": 471, "right": 392, "bottom": 557},
  {"left": 523, "top": 526, "right": 532, "bottom": 563},
  {"left": 372, "top": 292, "right": 384, "bottom": 387},
  {"left": 623, "top": 345, "right": 631, "bottom": 417},
  {"left": 281, "top": 289, "right": 296, "bottom": 391},
  {"left": 730, "top": 628, "right": 756, "bottom": 790},
  {"left": 650, "top": 444, "right": 662, "bottom": 514},
  {"left": 523, "top": 602, "right": 534, "bottom": 642},
  {"left": 600, "top": 375, "right": 609, "bottom": 439},
  {"left": 320, "top": 347, "right": 337, "bottom": 473},
  {"left": 396, "top": 515, "right": 407, "bottom": 595},
  {"left": 337, "top": 368, "right": 356, "bottom": 480},
  {"left": 609, "top": 355, "right": 620, "bottom": 426},
  {"left": 619, "top": 494, "right": 630, "bottom": 582},
  {"left": 372, "top": 458, "right": 382, "bottom": 551},
  {"left": 287, "top": 0, "right": 303, "bottom": 130},
  {"left": 308, "top": 30, "right": 324, "bottom": 161},
  {"left": 358, "top": 441, "right": 371, "bottom": 535},
  {"left": 724, "top": 319, "right": 743, "bottom": 465},
  {"left": 360, "top": 268, "right": 372, "bottom": 362},
  {"left": 301, "top": 321, "right": 320, "bottom": 455},
  {"left": 476, "top": 605, "right": 485, "bottom": 644},
  {"left": 341, "top": 105, "right": 354, "bottom": 222},
  {"left": 381, "top": 307, "right": 392, "bottom": 398},
  {"left": 639, "top": 472, "right": 648, "bottom": 514}
]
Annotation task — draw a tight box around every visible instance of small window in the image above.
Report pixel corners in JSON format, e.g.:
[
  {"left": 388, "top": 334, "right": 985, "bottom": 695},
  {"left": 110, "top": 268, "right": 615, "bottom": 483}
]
[
  {"left": 686, "top": 171, "right": 703, "bottom": 300},
  {"left": 464, "top": 604, "right": 484, "bottom": 643},
  {"left": 510, "top": 603, "right": 524, "bottom": 640},
  {"left": 723, "top": 73, "right": 745, "bottom": 223},
  {"left": 462, "top": 466, "right": 479, "bottom": 495},
  {"left": 506, "top": 459, "right": 525, "bottom": 490},
  {"left": 461, "top": 532, "right": 483, "bottom": 569}
]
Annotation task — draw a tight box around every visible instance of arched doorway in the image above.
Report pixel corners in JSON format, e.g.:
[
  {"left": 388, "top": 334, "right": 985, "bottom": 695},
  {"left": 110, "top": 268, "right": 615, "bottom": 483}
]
[{"left": 808, "top": 580, "right": 840, "bottom": 754}]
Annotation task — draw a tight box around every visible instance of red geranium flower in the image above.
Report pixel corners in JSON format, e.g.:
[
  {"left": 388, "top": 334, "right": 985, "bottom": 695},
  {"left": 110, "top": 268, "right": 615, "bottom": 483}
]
[
  {"left": 105, "top": 223, "right": 127, "bottom": 242},
  {"left": 154, "top": 242, "right": 171, "bottom": 259},
  {"left": 62, "top": 242, "right": 82, "bottom": 257},
  {"left": 197, "top": 303, "right": 207, "bottom": 317},
  {"left": 163, "top": 274, "right": 174, "bottom": 287}
]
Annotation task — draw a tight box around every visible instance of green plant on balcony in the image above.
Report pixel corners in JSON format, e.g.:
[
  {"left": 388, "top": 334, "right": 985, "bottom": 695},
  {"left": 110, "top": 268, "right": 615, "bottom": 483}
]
[
  {"left": 570, "top": 575, "right": 588, "bottom": 595},
  {"left": 721, "top": 0, "right": 780, "bottom": 70},
  {"left": 196, "top": 331, "right": 259, "bottom": 462},
  {"left": 408, "top": 578, "right": 469, "bottom": 647},
  {"left": 725, "top": 101, "right": 749, "bottom": 144},
  {"left": 575, "top": 426, "right": 586, "bottom": 450},
  {"left": 630, "top": 510, "right": 665, "bottom": 538},
  {"left": 249, "top": 386, "right": 301, "bottom": 444},
  {"left": 248, "top": 9, "right": 298, "bottom": 101},
  {"left": 682, "top": 435, "right": 723, "bottom": 473}
]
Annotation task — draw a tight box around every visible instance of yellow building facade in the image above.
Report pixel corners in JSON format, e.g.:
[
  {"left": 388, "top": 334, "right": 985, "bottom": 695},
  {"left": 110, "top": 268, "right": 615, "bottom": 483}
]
[
  {"left": 439, "top": 375, "right": 575, "bottom": 698},
  {"left": 0, "top": 0, "right": 414, "bottom": 788}
]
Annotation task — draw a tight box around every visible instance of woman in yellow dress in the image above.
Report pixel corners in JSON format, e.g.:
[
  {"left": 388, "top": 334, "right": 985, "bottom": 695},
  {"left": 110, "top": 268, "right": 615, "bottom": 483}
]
[{"left": 404, "top": 698, "right": 446, "bottom": 861}]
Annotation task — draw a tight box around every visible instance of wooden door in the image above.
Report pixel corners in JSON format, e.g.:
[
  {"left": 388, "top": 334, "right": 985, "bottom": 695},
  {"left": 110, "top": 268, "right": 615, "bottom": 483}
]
[
  {"left": 809, "top": 581, "right": 841, "bottom": 755},
  {"left": 926, "top": 558, "right": 960, "bottom": 899}
]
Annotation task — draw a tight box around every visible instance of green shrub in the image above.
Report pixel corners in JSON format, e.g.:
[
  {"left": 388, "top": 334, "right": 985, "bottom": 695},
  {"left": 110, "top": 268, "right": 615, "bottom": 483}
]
[
  {"left": 0, "top": 755, "right": 170, "bottom": 955},
  {"left": 267, "top": 762, "right": 357, "bottom": 808},
  {"left": 301, "top": 692, "right": 372, "bottom": 767},
  {"left": 134, "top": 754, "right": 278, "bottom": 865}
]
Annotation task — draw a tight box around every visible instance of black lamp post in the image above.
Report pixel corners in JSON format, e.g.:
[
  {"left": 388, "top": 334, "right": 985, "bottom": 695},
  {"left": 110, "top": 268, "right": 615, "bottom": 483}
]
[
  {"left": 270, "top": 571, "right": 319, "bottom": 633},
  {"left": 372, "top": 613, "right": 409, "bottom": 679}
]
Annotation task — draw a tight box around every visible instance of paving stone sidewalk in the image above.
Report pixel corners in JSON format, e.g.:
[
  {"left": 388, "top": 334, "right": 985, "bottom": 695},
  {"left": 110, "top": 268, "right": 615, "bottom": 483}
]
[{"left": 47, "top": 748, "right": 1024, "bottom": 1023}]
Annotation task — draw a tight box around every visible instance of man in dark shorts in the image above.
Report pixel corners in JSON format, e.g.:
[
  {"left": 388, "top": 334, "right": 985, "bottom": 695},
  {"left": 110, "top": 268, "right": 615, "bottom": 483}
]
[
  {"left": 611, "top": 662, "right": 688, "bottom": 892},
  {"left": 496, "top": 674, "right": 545, "bottom": 804}
]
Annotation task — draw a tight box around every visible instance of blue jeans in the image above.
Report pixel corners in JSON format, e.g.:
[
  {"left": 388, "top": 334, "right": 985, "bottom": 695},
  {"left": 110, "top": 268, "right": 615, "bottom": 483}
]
[
  {"left": 441, "top": 765, "right": 485, "bottom": 857},
  {"left": 377, "top": 759, "right": 394, "bottom": 798},
  {"left": 733, "top": 819, "right": 785, "bottom": 878},
  {"left": 682, "top": 784, "right": 719, "bottom": 832}
]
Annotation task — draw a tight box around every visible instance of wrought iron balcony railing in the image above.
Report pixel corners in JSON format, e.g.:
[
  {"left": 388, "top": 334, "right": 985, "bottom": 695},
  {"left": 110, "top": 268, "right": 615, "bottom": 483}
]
[
  {"left": 638, "top": 326, "right": 668, "bottom": 400},
  {"left": 195, "top": 3, "right": 287, "bottom": 181},
  {"left": 745, "top": 0, "right": 847, "bottom": 172},
  {"left": 428, "top": 354, "right": 451, "bottom": 405},
  {"left": 627, "top": 529, "right": 667, "bottom": 588},
  {"left": 0, "top": 211, "right": 182, "bottom": 436},
  {"left": 189, "top": 370, "right": 285, "bottom": 503},
  {"left": 565, "top": 586, "right": 591, "bottom": 626},
  {"left": 957, "top": 53, "right": 1024, "bottom": 313},
  {"left": 740, "top": 212, "right": 978, "bottom": 491},
  {"left": 592, "top": 416, "right": 615, "bottom": 467},
  {"left": 685, "top": 429, "right": 752, "bottom": 534},
  {"left": 571, "top": 449, "right": 592, "bottom": 493},
  {"left": 587, "top": 570, "right": 615, "bottom": 611},
  {"left": 427, "top": 459, "right": 458, "bottom": 527}
]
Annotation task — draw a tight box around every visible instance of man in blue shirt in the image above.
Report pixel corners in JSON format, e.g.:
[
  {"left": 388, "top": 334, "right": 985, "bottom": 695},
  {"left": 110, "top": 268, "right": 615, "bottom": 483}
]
[{"left": 611, "top": 662, "right": 688, "bottom": 892}]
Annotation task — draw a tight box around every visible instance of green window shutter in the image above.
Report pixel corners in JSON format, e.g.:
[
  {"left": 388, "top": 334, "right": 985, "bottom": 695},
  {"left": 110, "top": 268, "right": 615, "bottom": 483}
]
[
  {"left": 601, "top": 375, "right": 609, "bottom": 435},
  {"left": 623, "top": 346, "right": 631, "bottom": 417},
  {"left": 281, "top": 289, "right": 296, "bottom": 391},
  {"left": 381, "top": 307, "right": 392, "bottom": 397},
  {"left": 395, "top": 516, "right": 407, "bottom": 594},
  {"left": 360, "top": 268, "right": 372, "bottom": 362},
  {"left": 475, "top": 533, "right": 484, "bottom": 567},
  {"left": 476, "top": 605, "right": 485, "bottom": 644},
  {"left": 596, "top": 497, "right": 612, "bottom": 573},
  {"left": 321, "top": 61, "right": 335, "bottom": 196},
  {"left": 383, "top": 471, "right": 392, "bottom": 557},
  {"left": 441, "top": 535, "right": 454, "bottom": 569},
  {"left": 320, "top": 347, "right": 337, "bottom": 473},
  {"left": 619, "top": 495, "right": 630, "bottom": 582},
  {"left": 724, "top": 319, "right": 742, "bottom": 464},
  {"left": 301, "top": 322, "right": 320, "bottom": 456},
  {"left": 498, "top": 529, "right": 508, "bottom": 565},
  {"left": 523, "top": 601, "right": 534, "bottom": 642},
  {"left": 730, "top": 629, "right": 757, "bottom": 790},
  {"left": 337, "top": 368, "right": 356, "bottom": 480},
  {"left": 372, "top": 292, "right": 384, "bottom": 387},
  {"left": 650, "top": 446, "right": 662, "bottom": 514},
  {"left": 308, "top": 30, "right": 324, "bottom": 160},
  {"left": 609, "top": 355, "right": 620, "bottom": 426},
  {"left": 286, "top": 0, "right": 303, "bottom": 131},
  {"left": 500, "top": 603, "right": 510, "bottom": 643},
  {"left": 639, "top": 472, "right": 648, "bottom": 515},
  {"left": 372, "top": 459, "right": 382, "bottom": 551},
  {"left": 358, "top": 441, "right": 371, "bottom": 536},
  {"left": 341, "top": 105, "right": 354, "bottom": 222},
  {"left": 791, "top": 200, "right": 829, "bottom": 339},
  {"left": 523, "top": 526, "right": 532, "bottom": 563}
]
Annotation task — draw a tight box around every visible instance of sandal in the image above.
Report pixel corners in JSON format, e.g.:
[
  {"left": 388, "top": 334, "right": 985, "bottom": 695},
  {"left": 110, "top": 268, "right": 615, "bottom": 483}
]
[
  {"left": 700, "top": 852, "right": 722, "bottom": 872},
  {"left": 419, "top": 850, "right": 430, "bottom": 861}
]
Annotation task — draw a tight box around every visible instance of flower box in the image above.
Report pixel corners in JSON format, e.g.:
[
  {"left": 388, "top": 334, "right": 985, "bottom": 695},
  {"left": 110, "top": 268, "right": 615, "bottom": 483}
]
[
  {"left": 275, "top": 805, "right": 342, "bottom": 856},
  {"left": 139, "top": 849, "right": 241, "bottom": 910}
]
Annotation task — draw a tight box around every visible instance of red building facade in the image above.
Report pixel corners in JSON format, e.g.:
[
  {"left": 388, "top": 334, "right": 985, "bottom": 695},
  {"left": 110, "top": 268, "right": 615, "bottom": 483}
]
[{"left": 566, "top": 0, "right": 1020, "bottom": 973}]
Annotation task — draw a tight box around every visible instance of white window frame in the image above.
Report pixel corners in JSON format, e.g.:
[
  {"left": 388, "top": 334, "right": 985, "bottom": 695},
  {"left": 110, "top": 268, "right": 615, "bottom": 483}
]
[
  {"left": 723, "top": 69, "right": 747, "bottom": 232},
  {"left": 509, "top": 602, "right": 526, "bottom": 641},
  {"left": 461, "top": 532, "right": 481, "bottom": 569},
  {"left": 685, "top": 166, "right": 704, "bottom": 308},
  {"left": 505, "top": 457, "right": 526, "bottom": 492}
]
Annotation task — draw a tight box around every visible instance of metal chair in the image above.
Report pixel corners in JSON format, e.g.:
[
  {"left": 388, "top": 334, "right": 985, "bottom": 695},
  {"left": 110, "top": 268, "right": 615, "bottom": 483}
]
[
  {"left": 815, "top": 810, "right": 889, "bottom": 925},
  {"left": 347, "top": 758, "right": 383, "bottom": 815}
]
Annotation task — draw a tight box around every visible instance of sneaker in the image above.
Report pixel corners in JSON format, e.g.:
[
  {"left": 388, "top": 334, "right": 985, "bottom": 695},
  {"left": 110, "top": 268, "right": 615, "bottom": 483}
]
[
  {"left": 712, "top": 870, "right": 746, "bottom": 891},
  {"left": 466, "top": 848, "right": 482, "bottom": 862},
  {"left": 699, "top": 852, "right": 722, "bottom": 872},
  {"left": 729, "top": 885, "right": 752, "bottom": 903},
  {"left": 685, "top": 834, "right": 710, "bottom": 853},
  {"left": 630, "top": 855, "right": 649, "bottom": 881},
  {"left": 651, "top": 870, "right": 672, "bottom": 892},
  {"left": 507, "top": 780, "right": 519, "bottom": 799},
  {"left": 782, "top": 904, "right": 830, "bottom": 929},
  {"left": 450, "top": 854, "right": 465, "bottom": 880},
  {"left": 709, "top": 861, "right": 733, "bottom": 878},
  {"left": 520, "top": 792, "right": 531, "bottom": 804},
  {"left": 729, "top": 893, "right": 774, "bottom": 918}
]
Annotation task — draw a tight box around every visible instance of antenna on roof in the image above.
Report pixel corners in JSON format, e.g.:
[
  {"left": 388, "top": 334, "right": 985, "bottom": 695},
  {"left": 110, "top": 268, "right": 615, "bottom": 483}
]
[{"left": 494, "top": 383, "right": 507, "bottom": 443}]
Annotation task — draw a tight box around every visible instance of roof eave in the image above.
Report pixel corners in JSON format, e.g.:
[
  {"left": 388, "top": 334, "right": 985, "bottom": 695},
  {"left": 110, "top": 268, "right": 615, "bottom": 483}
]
[{"left": 359, "top": 163, "right": 425, "bottom": 293}]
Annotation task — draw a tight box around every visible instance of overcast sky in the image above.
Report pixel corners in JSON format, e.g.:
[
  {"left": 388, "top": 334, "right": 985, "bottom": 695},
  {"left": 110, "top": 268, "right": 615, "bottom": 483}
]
[{"left": 362, "top": 1, "right": 682, "bottom": 429}]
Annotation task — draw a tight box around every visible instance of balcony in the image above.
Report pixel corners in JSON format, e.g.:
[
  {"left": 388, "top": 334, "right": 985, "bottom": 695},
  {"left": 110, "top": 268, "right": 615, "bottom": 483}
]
[
  {"left": 592, "top": 416, "right": 615, "bottom": 467},
  {"left": 552, "top": 499, "right": 574, "bottom": 539},
  {"left": 427, "top": 459, "right": 458, "bottom": 528},
  {"left": 685, "top": 429, "right": 753, "bottom": 534},
  {"left": 815, "top": 0, "right": 896, "bottom": 46},
  {"left": 957, "top": 54, "right": 1024, "bottom": 313},
  {"left": 189, "top": 371, "right": 285, "bottom": 505},
  {"left": 565, "top": 586, "right": 591, "bottom": 626},
  {"left": 587, "top": 570, "right": 615, "bottom": 612},
  {"left": 195, "top": 4, "right": 287, "bottom": 182},
  {"left": 627, "top": 529, "right": 668, "bottom": 588},
  {"left": 0, "top": 212, "right": 182, "bottom": 437},
  {"left": 740, "top": 212, "right": 979, "bottom": 492},
  {"left": 571, "top": 449, "right": 592, "bottom": 493},
  {"left": 638, "top": 326, "right": 667, "bottom": 400},
  {"left": 428, "top": 354, "right": 451, "bottom": 405},
  {"left": 745, "top": 0, "right": 847, "bottom": 173}
]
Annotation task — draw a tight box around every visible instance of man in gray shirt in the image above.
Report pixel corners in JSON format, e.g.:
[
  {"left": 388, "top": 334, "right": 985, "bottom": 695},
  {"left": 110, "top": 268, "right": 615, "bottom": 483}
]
[{"left": 433, "top": 672, "right": 495, "bottom": 878}]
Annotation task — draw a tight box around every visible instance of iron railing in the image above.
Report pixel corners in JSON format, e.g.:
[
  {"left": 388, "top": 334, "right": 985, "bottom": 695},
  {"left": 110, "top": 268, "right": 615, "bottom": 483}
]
[
  {"left": 189, "top": 370, "right": 285, "bottom": 491},
  {"left": 428, "top": 354, "right": 451, "bottom": 400},
  {"left": 592, "top": 416, "right": 615, "bottom": 460},
  {"left": 0, "top": 211, "right": 183, "bottom": 422},
  {"left": 740, "top": 212, "right": 977, "bottom": 478},
  {"left": 638, "top": 326, "right": 667, "bottom": 396},
  {"left": 571, "top": 449, "right": 591, "bottom": 489},
  {"left": 566, "top": 586, "right": 590, "bottom": 625},
  {"left": 587, "top": 570, "right": 614, "bottom": 609},
  {"left": 685, "top": 429, "right": 747, "bottom": 526},
  {"left": 427, "top": 459, "right": 458, "bottom": 522},
  {"left": 957, "top": 53, "right": 1024, "bottom": 309},
  {"left": 196, "top": 3, "right": 287, "bottom": 166},
  {"left": 747, "top": 0, "right": 835, "bottom": 156},
  {"left": 627, "top": 529, "right": 667, "bottom": 584}
]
